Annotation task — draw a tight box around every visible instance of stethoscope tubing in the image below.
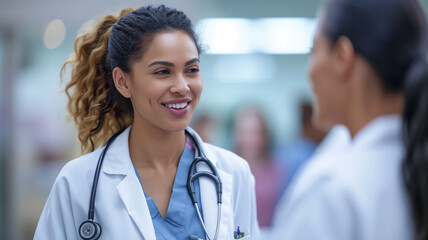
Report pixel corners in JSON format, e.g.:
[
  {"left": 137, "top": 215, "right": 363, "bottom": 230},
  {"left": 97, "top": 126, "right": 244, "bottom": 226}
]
[
  {"left": 194, "top": 202, "right": 221, "bottom": 240},
  {"left": 185, "top": 127, "right": 223, "bottom": 240},
  {"left": 88, "top": 129, "right": 124, "bottom": 220}
]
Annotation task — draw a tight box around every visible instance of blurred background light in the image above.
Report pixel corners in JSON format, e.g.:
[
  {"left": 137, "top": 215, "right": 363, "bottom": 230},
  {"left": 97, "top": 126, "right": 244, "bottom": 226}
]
[
  {"left": 258, "top": 18, "right": 317, "bottom": 54},
  {"left": 196, "top": 18, "right": 317, "bottom": 54},
  {"left": 43, "top": 19, "right": 66, "bottom": 49},
  {"left": 211, "top": 54, "right": 277, "bottom": 82},
  {"left": 197, "top": 18, "right": 254, "bottom": 54}
]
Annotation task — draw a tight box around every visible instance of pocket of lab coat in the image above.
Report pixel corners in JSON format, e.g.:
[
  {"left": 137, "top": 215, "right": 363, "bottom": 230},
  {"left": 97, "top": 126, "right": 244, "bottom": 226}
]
[{"left": 235, "top": 234, "right": 251, "bottom": 239}]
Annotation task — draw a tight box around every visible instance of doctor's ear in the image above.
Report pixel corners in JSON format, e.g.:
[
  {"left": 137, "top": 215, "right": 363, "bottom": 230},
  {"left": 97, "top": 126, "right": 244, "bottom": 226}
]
[
  {"left": 112, "top": 67, "right": 132, "bottom": 98},
  {"left": 333, "top": 36, "right": 356, "bottom": 78}
]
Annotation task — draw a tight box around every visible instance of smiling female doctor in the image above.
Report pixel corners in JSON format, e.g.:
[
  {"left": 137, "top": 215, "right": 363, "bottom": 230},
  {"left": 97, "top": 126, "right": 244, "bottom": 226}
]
[
  {"left": 264, "top": 0, "right": 428, "bottom": 239},
  {"left": 34, "top": 5, "right": 259, "bottom": 240}
]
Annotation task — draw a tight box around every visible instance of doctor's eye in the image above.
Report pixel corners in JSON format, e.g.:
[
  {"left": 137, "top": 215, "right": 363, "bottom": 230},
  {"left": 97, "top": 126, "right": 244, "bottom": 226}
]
[
  {"left": 154, "top": 69, "right": 170, "bottom": 75},
  {"left": 185, "top": 67, "right": 199, "bottom": 74}
]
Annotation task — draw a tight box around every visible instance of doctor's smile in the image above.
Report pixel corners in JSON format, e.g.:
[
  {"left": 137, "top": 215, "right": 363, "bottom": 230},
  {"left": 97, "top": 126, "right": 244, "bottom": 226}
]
[{"left": 161, "top": 98, "right": 193, "bottom": 117}]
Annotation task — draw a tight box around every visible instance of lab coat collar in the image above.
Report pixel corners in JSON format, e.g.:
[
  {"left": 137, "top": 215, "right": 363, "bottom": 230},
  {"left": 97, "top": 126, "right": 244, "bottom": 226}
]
[
  {"left": 101, "top": 126, "right": 157, "bottom": 239},
  {"left": 199, "top": 145, "right": 233, "bottom": 240},
  {"left": 102, "top": 126, "right": 219, "bottom": 174},
  {"left": 352, "top": 114, "right": 403, "bottom": 150},
  {"left": 102, "top": 126, "right": 133, "bottom": 175}
]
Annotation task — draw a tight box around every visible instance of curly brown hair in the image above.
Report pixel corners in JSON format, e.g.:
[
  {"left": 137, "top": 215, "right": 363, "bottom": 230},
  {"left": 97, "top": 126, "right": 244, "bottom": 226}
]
[{"left": 62, "top": 8, "right": 134, "bottom": 154}]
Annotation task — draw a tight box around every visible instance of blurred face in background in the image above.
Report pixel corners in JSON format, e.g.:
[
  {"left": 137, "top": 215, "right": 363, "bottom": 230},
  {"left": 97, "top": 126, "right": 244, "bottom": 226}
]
[
  {"left": 307, "top": 17, "right": 349, "bottom": 130},
  {"left": 234, "top": 108, "right": 269, "bottom": 161}
]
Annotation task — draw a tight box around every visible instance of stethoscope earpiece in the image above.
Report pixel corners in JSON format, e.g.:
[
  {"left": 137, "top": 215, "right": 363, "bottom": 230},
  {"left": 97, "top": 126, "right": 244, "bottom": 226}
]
[{"left": 79, "top": 220, "right": 102, "bottom": 240}]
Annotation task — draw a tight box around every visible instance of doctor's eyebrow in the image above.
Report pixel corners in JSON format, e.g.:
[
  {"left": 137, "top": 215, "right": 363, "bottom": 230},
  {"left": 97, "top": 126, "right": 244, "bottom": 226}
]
[
  {"left": 148, "top": 58, "right": 199, "bottom": 68},
  {"left": 184, "top": 58, "right": 199, "bottom": 66},
  {"left": 148, "top": 61, "right": 174, "bottom": 68}
]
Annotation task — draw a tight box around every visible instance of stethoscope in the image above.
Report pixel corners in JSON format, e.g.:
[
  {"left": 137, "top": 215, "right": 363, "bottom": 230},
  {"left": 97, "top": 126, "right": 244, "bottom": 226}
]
[{"left": 78, "top": 127, "right": 222, "bottom": 240}]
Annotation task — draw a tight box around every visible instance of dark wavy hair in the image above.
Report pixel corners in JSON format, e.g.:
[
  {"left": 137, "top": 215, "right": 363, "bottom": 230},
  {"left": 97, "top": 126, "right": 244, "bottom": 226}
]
[
  {"left": 322, "top": 0, "right": 428, "bottom": 239},
  {"left": 62, "top": 5, "right": 201, "bottom": 153}
]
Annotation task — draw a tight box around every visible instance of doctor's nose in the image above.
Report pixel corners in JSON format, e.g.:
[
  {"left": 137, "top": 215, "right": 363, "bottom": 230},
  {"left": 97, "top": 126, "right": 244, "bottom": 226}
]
[{"left": 170, "top": 74, "right": 190, "bottom": 95}]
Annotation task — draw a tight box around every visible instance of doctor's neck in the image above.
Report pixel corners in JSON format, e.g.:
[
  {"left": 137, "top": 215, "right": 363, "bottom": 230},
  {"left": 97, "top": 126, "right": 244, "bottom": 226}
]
[
  {"left": 344, "top": 94, "right": 403, "bottom": 139},
  {"left": 128, "top": 122, "right": 186, "bottom": 170},
  {"left": 342, "top": 60, "right": 404, "bottom": 139},
  {"left": 344, "top": 77, "right": 404, "bottom": 138}
]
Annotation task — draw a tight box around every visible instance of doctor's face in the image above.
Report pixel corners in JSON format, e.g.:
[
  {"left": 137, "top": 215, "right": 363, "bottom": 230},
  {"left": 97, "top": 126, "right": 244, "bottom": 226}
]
[
  {"left": 307, "top": 23, "right": 348, "bottom": 129},
  {"left": 127, "top": 30, "right": 202, "bottom": 132}
]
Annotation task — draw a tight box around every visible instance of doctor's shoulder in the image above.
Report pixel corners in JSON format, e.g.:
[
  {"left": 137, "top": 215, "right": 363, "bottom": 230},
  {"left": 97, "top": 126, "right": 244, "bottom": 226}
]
[
  {"left": 42, "top": 148, "right": 104, "bottom": 209},
  {"left": 55, "top": 148, "right": 104, "bottom": 185}
]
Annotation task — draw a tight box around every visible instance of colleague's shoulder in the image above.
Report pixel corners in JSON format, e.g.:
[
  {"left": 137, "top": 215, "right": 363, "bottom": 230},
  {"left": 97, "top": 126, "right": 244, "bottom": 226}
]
[
  {"left": 203, "top": 143, "right": 252, "bottom": 176},
  {"left": 285, "top": 151, "right": 352, "bottom": 204},
  {"left": 289, "top": 166, "right": 358, "bottom": 215},
  {"left": 291, "top": 151, "right": 374, "bottom": 209}
]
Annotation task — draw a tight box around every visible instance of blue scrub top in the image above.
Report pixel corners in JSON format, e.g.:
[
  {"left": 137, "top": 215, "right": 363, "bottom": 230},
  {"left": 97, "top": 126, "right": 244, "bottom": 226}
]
[{"left": 133, "top": 145, "right": 206, "bottom": 240}]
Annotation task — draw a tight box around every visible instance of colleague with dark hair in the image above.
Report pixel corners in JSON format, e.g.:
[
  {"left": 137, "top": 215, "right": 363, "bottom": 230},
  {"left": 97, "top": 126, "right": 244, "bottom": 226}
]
[
  {"left": 34, "top": 5, "right": 259, "bottom": 240},
  {"left": 264, "top": 0, "right": 428, "bottom": 239}
]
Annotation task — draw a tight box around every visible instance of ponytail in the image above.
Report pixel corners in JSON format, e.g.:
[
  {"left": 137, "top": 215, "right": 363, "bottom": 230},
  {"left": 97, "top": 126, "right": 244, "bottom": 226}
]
[
  {"left": 402, "top": 55, "right": 428, "bottom": 240},
  {"left": 61, "top": 7, "right": 134, "bottom": 154}
]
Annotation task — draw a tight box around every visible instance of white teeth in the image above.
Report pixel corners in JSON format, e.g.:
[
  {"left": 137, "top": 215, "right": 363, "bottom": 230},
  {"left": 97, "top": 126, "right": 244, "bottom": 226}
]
[{"left": 166, "top": 102, "right": 188, "bottom": 109}]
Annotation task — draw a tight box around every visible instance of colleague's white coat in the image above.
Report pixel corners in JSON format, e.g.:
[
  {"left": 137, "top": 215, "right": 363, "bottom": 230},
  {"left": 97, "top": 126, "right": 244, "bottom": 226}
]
[
  {"left": 264, "top": 115, "right": 414, "bottom": 240},
  {"left": 34, "top": 127, "right": 259, "bottom": 240}
]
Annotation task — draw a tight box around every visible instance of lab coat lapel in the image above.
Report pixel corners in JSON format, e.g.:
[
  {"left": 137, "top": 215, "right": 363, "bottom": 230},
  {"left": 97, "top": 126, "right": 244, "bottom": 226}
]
[
  {"left": 102, "top": 126, "right": 156, "bottom": 240},
  {"left": 198, "top": 151, "right": 233, "bottom": 239},
  {"left": 117, "top": 174, "right": 156, "bottom": 240},
  {"left": 217, "top": 170, "right": 233, "bottom": 240}
]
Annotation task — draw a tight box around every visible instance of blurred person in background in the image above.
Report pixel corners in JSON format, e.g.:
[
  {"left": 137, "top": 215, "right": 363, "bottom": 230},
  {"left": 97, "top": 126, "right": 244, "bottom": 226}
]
[
  {"left": 232, "top": 106, "right": 286, "bottom": 229},
  {"left": 191, "top": 112, "right": 218, "bottom": 144},
  {"left": 264, "top": 0, "right": 428, "bottom": 239},
  {"left": 34, "top": 5, "right": 259, "bottom": 240},
  {"left": 274, "top": 101, "right": 327, "bottom": 189}
]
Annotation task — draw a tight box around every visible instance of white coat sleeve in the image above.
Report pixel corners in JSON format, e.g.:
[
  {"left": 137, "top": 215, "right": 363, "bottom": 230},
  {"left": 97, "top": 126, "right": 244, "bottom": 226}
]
[
  {"left": 270, "top": 180, "right": 358, "bottom": 240},
  {"left": 34, "top": 172, "right": 79, "bottom": 240}
]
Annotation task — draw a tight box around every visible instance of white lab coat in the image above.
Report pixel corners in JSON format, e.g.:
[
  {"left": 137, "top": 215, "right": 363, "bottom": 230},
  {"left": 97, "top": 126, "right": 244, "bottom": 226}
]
[
  {"left": 34, "top": 127, "right": 259, "bottom": 240},
  {"left": 263, "top": 115, "right": 414, "bottom": 240}
]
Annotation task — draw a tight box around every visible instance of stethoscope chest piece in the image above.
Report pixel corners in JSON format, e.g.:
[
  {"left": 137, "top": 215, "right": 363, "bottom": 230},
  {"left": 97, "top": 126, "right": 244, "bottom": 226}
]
[{"left": 79, "top": 220, "right": 102, "bottom": 240}]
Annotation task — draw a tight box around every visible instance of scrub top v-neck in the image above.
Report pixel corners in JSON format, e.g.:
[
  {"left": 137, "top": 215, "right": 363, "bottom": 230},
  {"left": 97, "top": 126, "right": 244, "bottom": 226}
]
[{"left": 133, "top": 145, "right": 206, "bottom": 240}]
